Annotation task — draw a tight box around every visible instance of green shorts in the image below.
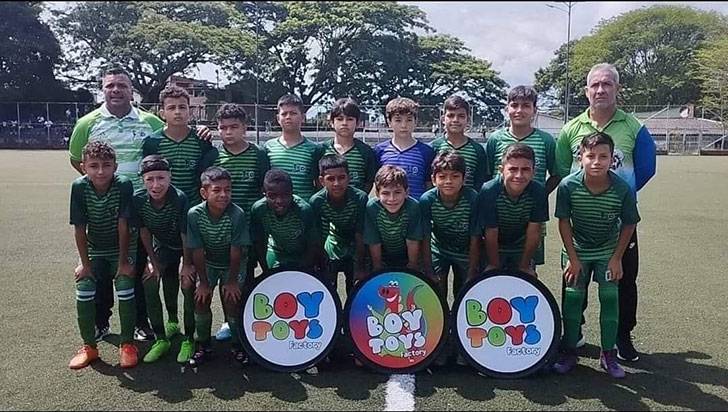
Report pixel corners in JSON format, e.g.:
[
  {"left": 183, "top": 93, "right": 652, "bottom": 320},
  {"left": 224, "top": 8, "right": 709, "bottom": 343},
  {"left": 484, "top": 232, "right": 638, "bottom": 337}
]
[
  {"left": 560, "top": 251, "right": 610, "bottom": 289},
  {"left": 204, "top": 266, "right": 246, "bottom": 290}
]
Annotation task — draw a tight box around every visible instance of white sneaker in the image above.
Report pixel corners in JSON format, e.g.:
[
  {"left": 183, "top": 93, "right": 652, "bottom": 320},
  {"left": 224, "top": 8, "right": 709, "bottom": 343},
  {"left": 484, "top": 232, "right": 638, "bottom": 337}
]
[
  {"left": 215, "top": 322, "right": 231, "bottom": 341},
  {"left": 576, "top": 333, "right": 586, "bottom": 348}
]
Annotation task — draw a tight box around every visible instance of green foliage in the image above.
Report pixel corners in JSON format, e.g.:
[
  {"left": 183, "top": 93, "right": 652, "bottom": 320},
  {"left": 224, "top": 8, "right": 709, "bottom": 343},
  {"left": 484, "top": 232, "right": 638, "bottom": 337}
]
[
  {"left": 535, "top": 5, "right": 728, "bottom": 109},
  {"left": 53, "top": 2, "right": 254, "bottom": 102},
  {"left": 695, "top": 36, "right": 728, "bottom": 128},
  {"left": 0, "top": 2, "right": 80, "bottom": 101},
  {"left": 227, "top": 1, "right": 507, "bottom": 121}
]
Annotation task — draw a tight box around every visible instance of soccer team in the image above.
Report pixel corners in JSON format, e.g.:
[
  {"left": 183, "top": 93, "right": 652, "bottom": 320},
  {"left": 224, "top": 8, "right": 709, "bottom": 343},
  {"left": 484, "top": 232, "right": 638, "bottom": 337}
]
[{"left": 66, "top": 62, "right": 656, "bottom": 379}]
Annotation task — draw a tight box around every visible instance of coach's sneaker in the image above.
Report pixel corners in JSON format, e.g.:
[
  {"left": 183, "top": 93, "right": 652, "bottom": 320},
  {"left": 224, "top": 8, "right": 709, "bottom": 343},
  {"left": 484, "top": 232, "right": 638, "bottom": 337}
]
[
  {"left": 119, "top": 343, "right": 139, "bottom": 368},
  {"left": 143, "top": 339, "right": 171, "bottom": 363},
  {"left": 617, "top": 334, "right": 640, "bottom": 362},
  {"left": 553, "top": 351, "right": 578, "bottom": 374},
  {"left": 600, "top": 349, "right": 626, "bottom": 379},
  {"left": 165, "top": 321, "right": 180, "bottom": 338},
  {"left": 94, "top": 326, "right": 111, "bottom": 342},
  {"left": 69, "top": 345, "right": 99, "bottom": 369},
  {"left": 189, "top": 345, "right": 213, "bottom": 370},
  {"left": 177, "top": 338, "right": 194, "bottom": 364},
  {"left": 215, "top": 322, "right": 232, "bottom": 341}
]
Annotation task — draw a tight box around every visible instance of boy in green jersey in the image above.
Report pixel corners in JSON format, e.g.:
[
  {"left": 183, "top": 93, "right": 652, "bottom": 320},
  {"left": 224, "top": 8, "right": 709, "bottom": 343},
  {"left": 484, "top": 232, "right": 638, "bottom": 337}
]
[
  {"left": 251, "top": 169, "right": 319, "bottom": 273},
  {"left": 186, "top": 167, "right": 251, "bottom": 368},
  {"left": 142, "top": 86, "right": 218, "bottom": 206},
  {"left": 323, "top": 98, "right": 379, "bottom": 193},
  {"left": 477, "top": 144, "right": 548, "bottom": 276},
  {"left": 132, "top": 155, "right": 196, "bottom": 364},
  {"left": 421, "top": 150, "right": 480, "bottom": 295},
  {"left": 310, "top": 154, "right": 369, "bottom": 294},
  {"left": 430, "top": 95, "right": 487, "bottom": 191},
  {"left": 552, "top": 132, "right": 640, "bottom": 379},
  {"left": 264, "top": 94, "right": 325, "bottom": 200},
  {"left": 68, "top": 141, "right": 139, "bottom": 370},
  {"left": 364, "top": 165, "right": 423, "bottom": 271},
  {"left": 211, "top": 103, "right": 270, "bottom": 341}
]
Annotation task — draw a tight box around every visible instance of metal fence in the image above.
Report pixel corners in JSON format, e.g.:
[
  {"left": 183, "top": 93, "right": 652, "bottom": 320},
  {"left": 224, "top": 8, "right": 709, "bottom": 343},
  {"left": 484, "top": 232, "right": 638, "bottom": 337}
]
[{"left": 1, "top": 102, "right": 726, "bottom": 154}]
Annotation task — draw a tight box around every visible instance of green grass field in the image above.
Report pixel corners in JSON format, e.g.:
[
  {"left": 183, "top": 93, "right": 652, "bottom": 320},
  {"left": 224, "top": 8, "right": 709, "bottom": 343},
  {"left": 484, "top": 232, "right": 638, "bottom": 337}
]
[{"left": 1, "top": 151, "right": 726, "bottom": 411}]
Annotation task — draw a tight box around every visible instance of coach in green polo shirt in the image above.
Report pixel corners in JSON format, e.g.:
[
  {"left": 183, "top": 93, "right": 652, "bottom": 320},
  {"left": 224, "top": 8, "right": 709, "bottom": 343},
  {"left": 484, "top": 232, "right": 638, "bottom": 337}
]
[{"left": 555, "top": 63, "right": 656, "bottom": 362}]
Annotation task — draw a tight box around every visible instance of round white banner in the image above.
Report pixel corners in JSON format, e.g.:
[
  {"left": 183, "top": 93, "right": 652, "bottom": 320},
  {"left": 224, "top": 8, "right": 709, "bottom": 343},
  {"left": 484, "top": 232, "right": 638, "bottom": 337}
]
[
  {"left": 454, "top": 273, "right": 560, "bottom": 377},
  {"left": 242, "top": 270, "right": 340, "bottom": 371}
]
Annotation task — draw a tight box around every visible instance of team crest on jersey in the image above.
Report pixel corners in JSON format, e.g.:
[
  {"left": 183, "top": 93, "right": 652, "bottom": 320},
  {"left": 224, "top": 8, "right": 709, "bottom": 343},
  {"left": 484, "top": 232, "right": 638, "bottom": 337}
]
[
  {"left": 187, "top": 159, "right": 199, "bottom": 169},
  {"left": 293, "top": 164, "right": 310, "bottom": 174},
  {"left": 350, "top": 171, "right": 360, "bottom": 180},
  {"left": 241, "top": 171, "right": 256, "bottom": 181},
  {"left": 601, "top": 211, "right": 619, "bottom": 221},
  {"left": 611, "top": 149, "right": 624, "bottom": 171}
]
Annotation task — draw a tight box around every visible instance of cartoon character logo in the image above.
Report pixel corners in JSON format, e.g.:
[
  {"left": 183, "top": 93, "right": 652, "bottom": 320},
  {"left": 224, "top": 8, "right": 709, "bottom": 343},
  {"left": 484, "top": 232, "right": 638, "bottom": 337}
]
[{"left": 611, "top": 148, "right": 625, "bottom": 171}]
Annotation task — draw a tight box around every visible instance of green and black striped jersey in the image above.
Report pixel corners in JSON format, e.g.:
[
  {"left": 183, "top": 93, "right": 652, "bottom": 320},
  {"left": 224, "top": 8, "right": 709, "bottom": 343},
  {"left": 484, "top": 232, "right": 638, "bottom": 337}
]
[
  {"left": 555, "top": 170, "right": 640, "bottom": 261},
  {"left": 250, "top": 195, "right": 318, "bottom": 266},
  {"left": 363, "top": 197, "right": 423, "bottom": 265},
  {"left": 309, "top": 186, "right": 369, "bottom": 261},
  {"left": 186, "top": 201, "right": 250, "bottom": 270},
  {"left": 323, "top": 138, "right": 379, "bottom": 192},
  {"left": 213, "top": 143, "right": 270, "bottom": 214},
  {"left": 131, "top": 185, "right": 189, "bottom": 250},
  {"left": 70, "top": 174, "right": 133, "bottom": 257},
  {"left": 263, "top": 137, "right": 324, "bottom": 200},
  {"left": 430, "top": 136, "right": 488, "bottom": 190},
  {"left": 419, "top": 187, "right": 480, "bottom": 260},
  {"left": 477, "top": 176, "right": 549, "bottom": 256},
  {"left": 142, "top": 128, "right": 218, "bottom": 205},
  {"left": 485, "top": 128, "right": 557, "bottom": 186}
]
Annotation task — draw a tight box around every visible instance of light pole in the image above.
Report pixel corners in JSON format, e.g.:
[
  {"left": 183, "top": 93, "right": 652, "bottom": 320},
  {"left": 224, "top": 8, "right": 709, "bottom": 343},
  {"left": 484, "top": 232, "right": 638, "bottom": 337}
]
[{"left": 546, "top": 2, "right": 576, "bottom": 122}]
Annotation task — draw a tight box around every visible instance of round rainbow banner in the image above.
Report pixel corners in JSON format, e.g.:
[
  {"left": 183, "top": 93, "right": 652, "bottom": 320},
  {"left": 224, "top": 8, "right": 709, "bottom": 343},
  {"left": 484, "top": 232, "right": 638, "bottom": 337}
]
[{"left": 345, "top": 269, "right": 447, "bottom": 373}]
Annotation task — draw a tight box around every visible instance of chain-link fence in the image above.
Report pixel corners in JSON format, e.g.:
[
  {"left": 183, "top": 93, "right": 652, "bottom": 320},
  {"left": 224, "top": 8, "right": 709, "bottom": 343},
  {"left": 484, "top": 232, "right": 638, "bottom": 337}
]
[{"left": 1, "top": 102, "right": 726, "bottom": 154}]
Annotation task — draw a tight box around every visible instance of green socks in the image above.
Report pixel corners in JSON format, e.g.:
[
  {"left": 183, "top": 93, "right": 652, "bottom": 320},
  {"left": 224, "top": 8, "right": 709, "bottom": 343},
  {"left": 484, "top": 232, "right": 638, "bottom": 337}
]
[
  {"left": 143, "top": 278, "right": 166, "bottom": 339},
  {"left": 194, "top": 309, "right": 213, "bottom": 343},
  {"left": 76, "top": 278, "right": 97, "bottom": 346},
  {"left": 562, "top": 287, "right": 586, "bottom": 349},
  {"left": 115, "top": 275, "right": 137, "bottom": 344},
  {"left": 598, "top": 285, "right": 619, "bottom": 350},
  {"left": 182, "top": 287, "right": 195, "bottom": 339}
]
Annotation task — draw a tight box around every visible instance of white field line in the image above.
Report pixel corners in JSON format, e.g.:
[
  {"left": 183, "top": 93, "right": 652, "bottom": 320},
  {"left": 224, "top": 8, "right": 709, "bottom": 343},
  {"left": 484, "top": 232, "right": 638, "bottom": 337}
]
[{"left": 384, "top": 373, "right": 416, "bottom": 411}]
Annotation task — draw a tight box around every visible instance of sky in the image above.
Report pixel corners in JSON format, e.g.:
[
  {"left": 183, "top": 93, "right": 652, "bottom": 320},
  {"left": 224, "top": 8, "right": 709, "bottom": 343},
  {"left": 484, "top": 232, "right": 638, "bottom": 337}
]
[{"left": 195, "top": 1, "right": 728, "bottom": 88}]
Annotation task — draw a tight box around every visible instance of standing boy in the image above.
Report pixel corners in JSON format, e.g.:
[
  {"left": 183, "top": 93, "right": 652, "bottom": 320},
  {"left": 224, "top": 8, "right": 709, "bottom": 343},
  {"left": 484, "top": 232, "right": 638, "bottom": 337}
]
[
  {"left": 131, "top": 155, "right": 195, "bottom": 364},
  {"left": 211, "top": 103, "right": 269, "bottom": 341},
  {"left": 375, "top": 97, "right": 435, "bottom": 200},
  {"left": 323, "top": 97, "right": 379, "bottom": 193},
  {"left": 264, "top": 94, "right": 325, "bottom": 200},
  {"left": 250, "top": 169, "right": 319, "bottom": 273},
  {"left": 68, "top": 141, "right": 138, "bottom": 369},
  {"left": 364, "top": 165, "right": 423, "bottom": 271},
  {"left": 477, "top": 144, "right": 549, "bottom": 276},
  {"left": 552, "top": 132, "right": 640, "bottom": 379},
  {"left": 430, "top": 95, "right": 487, "bottom": 191},
  {"left": 309, "top": 154, "right": 369, "bottom": 294},
  {"left": 420, "top": 150, "right": 480, "bottom": 296},
  {"left": 186, "top": 166, "right": 250, "bottom": 368}
]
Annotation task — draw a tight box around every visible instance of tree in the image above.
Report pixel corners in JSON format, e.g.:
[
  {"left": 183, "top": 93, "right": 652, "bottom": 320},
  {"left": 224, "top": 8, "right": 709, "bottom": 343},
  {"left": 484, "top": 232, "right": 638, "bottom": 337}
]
[
  {"left": 695, "top": 36, "right": 728, "bottom": 134},
  {"left": 52, "top": 2, "right": 255, "bottom": 102},
  {"left": 0, "top": 2, "right": 72, "bottom": 101},
  {"left": 227, "top": 2, "right": 507, "bottom": 121},
  {"left": 535, "top": 5, "right": 728, "bottom": 110}
]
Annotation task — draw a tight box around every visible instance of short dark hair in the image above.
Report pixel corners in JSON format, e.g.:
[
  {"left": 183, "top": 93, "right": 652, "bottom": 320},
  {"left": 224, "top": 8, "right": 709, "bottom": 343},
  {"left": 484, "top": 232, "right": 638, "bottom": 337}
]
[
  {"left": 502, "top": 143, "right": 535, "bottom": 166},
  {"left": 507, "top": 85, "right": 538, "bottom": 106},
  {"left": 216, "top": 103, "right": 248, "bottom": 124},
  {"left": 139, "top": 154, "right": 170, "bottom": 176},
  {"left": 329, "top": 97, "right": 361, "bottom": 122},
  {"left": 200, "top": 166, "right": 231, "bottom": 187},
  {"left": 159, "top": 85, "right": 190, "bottom": 106},
  {"left": 263, "top": 168, "right": 293, "bottom": 192},
  {"left": 432, "top": 150, "right": 466, "bottom": 176},
  {"left": 580, "top": 131, "right": 615, "bottom": 154},
  {"left": 374, "top": 165, "right": 408, "bottom": 192},
  {"left": 319, "top": 153, "right": 349, "bottom": 176},
  {"left": 103, "top": 66, "right": 130, "bottom": 79},
  {"left": 385, "top": 97, "right": 418, "bottom": 121},
  {"left": 277, "top": 94, "right": 305, "bottom": 113},
  {"left": 82, "top": 140, "right": 116, "bottom": 162},
  {"left": 442, "top": 95, "right": 470, "bottom": 115}
]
